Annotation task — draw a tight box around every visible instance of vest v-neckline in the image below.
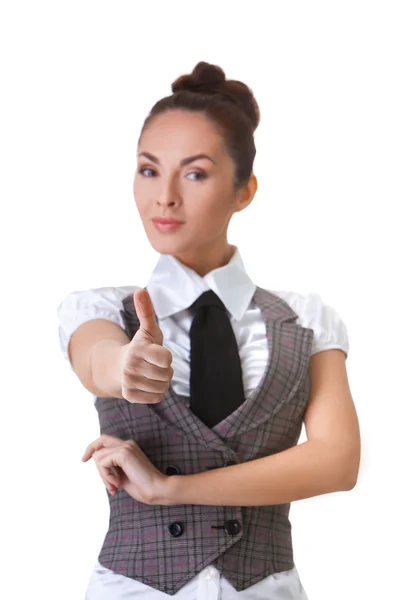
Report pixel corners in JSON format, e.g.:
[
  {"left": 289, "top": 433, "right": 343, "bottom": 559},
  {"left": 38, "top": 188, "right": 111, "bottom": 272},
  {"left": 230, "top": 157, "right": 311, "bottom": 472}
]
[
  {"left": 143, "top": 285, "right": 313, "bottom": 454},
  {"left": 168, "top": 288, "right": 272, "bottom": 432}
]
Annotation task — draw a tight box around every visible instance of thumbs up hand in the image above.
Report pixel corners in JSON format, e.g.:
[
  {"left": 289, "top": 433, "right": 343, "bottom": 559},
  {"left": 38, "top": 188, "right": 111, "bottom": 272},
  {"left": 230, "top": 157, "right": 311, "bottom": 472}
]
[{"left": 120, "top": 289, "right": 174, "bottom": 404}]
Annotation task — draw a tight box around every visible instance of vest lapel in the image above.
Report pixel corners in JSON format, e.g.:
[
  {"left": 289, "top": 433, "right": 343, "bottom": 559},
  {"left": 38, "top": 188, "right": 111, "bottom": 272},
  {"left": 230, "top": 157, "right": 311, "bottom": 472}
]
[{"left": 212, "top": 286, "right": 314, "bottom": 438}]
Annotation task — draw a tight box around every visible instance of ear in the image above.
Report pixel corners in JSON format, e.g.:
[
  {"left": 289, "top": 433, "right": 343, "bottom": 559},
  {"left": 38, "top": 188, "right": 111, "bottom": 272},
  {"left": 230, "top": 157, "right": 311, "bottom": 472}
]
[{"left": 235, "top": 173, "right": 258, "bottom": 213}]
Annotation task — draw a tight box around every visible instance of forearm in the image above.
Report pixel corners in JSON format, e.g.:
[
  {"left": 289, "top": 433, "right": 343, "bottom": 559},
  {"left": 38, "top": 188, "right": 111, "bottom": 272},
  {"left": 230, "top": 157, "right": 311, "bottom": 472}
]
[
  {"left": 90, "top": 339, "right": 125, "bottom": 399},
  {"left": 162, "top": 440, "right": 355, "bottom": 506}
]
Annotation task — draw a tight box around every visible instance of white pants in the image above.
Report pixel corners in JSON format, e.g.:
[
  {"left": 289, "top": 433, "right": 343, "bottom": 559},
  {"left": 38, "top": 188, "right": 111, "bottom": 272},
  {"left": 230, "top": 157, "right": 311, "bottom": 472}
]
[{"left": 84, "top": 560, "right": 309, "bottom": 600}]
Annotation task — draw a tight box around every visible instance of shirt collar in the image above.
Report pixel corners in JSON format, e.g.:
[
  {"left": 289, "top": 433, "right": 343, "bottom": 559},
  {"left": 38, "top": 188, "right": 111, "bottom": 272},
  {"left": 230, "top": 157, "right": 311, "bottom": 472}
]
[{"left": 146, "top": 246, "right": 256, "bottom": 322}]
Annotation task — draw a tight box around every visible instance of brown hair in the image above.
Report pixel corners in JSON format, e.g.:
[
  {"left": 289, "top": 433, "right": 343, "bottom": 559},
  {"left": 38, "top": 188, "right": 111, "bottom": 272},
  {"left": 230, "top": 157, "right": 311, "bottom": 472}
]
[{"left": 139, "top": 61, "right": 260, "bottom": 190}]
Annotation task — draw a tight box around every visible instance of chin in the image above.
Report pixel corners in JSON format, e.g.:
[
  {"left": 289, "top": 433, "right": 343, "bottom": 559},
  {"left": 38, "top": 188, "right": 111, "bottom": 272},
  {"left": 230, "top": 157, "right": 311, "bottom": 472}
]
[{"left": 147, "top": 236, "right": 186, "bottom": 256}]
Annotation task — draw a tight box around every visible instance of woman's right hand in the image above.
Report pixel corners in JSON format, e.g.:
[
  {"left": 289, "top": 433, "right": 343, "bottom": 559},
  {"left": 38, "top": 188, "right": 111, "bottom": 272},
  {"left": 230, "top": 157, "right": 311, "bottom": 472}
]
[{"left": 120, "top": 289, "right": 174, "bottom": 404}]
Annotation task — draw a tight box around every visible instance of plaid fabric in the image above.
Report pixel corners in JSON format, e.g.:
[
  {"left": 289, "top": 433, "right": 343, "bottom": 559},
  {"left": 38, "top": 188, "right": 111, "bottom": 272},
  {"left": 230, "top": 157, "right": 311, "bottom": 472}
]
[{"left": 94, "top": 286, "right": 314, "bottom": 595}]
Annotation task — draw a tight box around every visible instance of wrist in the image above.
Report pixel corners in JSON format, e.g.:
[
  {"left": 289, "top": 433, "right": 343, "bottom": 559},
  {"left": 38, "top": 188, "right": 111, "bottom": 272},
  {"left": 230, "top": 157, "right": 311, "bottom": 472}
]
[{"left": 155, "top": 474, "right": 184, "bottom": 506}]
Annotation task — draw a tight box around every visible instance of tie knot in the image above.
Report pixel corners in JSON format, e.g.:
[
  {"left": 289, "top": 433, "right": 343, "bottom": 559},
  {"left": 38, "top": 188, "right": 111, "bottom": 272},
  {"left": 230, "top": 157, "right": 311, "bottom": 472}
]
[{"left": 190, "top": 290, "right": 226, "bottom": 312}]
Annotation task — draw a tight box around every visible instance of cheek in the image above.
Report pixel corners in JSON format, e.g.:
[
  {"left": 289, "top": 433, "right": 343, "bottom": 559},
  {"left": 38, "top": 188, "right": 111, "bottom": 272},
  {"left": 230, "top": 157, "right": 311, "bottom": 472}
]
[
  {"left": 133, "top": 179, "right": 150, "bottom": 214},
  {"left": 188, "top": 200, "right": 233, "bottom": 235},
  {"left": 184, "top": 178, "right": 223, "bottom": 210},
  {"left": 189, "top": 179, "right": 231, "bottom": 211}
]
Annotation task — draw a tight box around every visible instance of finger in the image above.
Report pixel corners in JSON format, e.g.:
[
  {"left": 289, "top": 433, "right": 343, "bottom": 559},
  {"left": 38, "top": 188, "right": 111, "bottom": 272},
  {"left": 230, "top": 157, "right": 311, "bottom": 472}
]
[
  {"left": 122, "top": 388, "right": 165, "bottom": 404},
  {"left": 93, "top": 448, "right": 125, "bottom": 492},
  {"left": 141, "top": 344, "right": 173, "bottom": 369},
  {"left": 106, "top": 472, "right": 122, "bottom": 490},
  {"left": 106, "top": 475, "right": 119, "bottom": 495},
  {"left": 106, "top": 468, "right": 122, "bottom": 491},
  {"left": 122, "top": 372, "right": 170, "bottom": 394},
  {"left": 81, "top": 434, "right": 124, "bottom": 462},
  {"left": 123, "top": 357, "right": 173, "bottom": 382},
  {"left": 100, "top": 458, "right": 123, "bottom": 491},
  {"left": 94, "top": 445, "right": 136, "bottom": 493},
  {"left": 134, "top": 289, "right": 160, "bottom": 340}
]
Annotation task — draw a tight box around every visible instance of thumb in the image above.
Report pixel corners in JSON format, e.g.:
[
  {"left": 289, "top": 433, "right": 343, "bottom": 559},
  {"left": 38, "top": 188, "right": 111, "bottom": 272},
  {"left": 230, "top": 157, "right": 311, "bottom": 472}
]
[{"left": 133, "top": 289, "right": 161, "bottom": 342}]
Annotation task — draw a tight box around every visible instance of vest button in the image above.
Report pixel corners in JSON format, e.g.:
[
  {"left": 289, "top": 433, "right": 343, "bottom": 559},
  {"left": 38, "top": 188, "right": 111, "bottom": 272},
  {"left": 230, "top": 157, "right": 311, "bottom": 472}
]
[
  {"left": 223, "top": 460, "right": 237, "bottom": 467},
  {"left": 224, "top": 519, "right": 241, "bottom": 535},
  {"left": 165, "top": 464, "right": 181, "bottom": 476},
  {"left": 168, "top": 522, "right": 184, "bottom": 537}
]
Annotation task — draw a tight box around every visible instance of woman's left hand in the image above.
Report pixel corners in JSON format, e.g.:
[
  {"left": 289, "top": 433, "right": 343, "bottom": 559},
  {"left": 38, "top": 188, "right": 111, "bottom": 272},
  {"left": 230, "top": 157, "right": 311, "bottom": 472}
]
[{"left": 81, "top": 434, "right": 168, "bottom": 505}]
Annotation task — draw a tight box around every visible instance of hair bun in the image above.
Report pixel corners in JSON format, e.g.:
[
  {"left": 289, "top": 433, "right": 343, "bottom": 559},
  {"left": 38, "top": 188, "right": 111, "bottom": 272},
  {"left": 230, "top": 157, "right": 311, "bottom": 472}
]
[
  {"left": 171, "top": 61, "right": 260, "bottom": 131},
  {"left": 172, "top": 61, "right": 226, "bottom": 94}
]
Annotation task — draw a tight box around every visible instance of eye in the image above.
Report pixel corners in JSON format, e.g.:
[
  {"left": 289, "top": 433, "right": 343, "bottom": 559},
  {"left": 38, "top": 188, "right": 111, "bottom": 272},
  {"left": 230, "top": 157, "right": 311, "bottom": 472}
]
[
  {"left": 187, "top": 171, "right": 207, "bottom": 181},
  {"left": 139, "top": 167, "right": 157, "bottom": 177}
]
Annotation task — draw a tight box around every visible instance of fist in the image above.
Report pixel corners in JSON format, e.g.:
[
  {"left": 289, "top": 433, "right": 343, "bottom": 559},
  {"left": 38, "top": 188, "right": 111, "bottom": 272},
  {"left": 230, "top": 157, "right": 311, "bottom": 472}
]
[{"left": 120, "top": 289, "right": 173, "bottom": 404}]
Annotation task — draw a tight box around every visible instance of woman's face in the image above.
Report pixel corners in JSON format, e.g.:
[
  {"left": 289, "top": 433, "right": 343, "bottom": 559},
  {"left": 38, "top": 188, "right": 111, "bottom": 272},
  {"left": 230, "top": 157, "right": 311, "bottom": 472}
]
[{"left": 133, "top": 109, "right": 256, "bottom": 273}]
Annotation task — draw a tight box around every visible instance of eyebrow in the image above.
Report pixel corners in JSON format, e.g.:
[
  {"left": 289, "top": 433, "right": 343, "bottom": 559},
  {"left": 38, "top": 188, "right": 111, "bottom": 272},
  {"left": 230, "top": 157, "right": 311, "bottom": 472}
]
[{"left": 138, "top": 152, "right": 216, "bottom": 166}]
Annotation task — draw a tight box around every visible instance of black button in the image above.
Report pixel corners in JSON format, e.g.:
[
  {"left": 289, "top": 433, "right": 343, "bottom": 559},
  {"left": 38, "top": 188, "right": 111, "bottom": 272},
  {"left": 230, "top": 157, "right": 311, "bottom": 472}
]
[
  {"left": 168, "top": 522, "right": 184, "bottom": 537},
  {"left": 224, "top": 519, "right": 241, "bottom": 535},
  {"left": 165, "top": 464, "right": 181, "bottom": 476},
  {"left": 223, "top": 460, "right": 237, "bottom": 467}
]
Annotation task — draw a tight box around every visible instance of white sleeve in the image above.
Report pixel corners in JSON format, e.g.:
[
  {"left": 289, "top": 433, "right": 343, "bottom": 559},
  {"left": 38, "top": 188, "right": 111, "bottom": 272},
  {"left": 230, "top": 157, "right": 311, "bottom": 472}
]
[
  {"left": 274, "top": 290, "right": 350, "bottom": 358},
  {"left": 56, "top": 285, "right": 139, "bottom": 363}
]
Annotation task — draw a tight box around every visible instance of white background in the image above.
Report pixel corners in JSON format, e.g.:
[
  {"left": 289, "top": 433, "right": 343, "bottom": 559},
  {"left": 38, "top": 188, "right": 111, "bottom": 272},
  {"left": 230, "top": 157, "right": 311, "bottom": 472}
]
[{"left": 1, "top": 1, "right": 399, "bottom": 599}]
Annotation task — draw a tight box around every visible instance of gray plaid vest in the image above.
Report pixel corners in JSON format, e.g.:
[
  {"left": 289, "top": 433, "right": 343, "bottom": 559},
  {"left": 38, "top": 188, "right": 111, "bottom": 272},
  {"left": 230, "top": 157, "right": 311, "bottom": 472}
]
[{"left": 94, "top": 286, "right": 314, "bottom": 595}]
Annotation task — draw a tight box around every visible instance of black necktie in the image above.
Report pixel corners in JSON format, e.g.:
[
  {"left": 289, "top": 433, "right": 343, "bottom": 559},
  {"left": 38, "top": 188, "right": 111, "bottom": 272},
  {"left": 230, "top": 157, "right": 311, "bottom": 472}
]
[{"left": 189, "top": 290, "right": 245, "bottom": 428}]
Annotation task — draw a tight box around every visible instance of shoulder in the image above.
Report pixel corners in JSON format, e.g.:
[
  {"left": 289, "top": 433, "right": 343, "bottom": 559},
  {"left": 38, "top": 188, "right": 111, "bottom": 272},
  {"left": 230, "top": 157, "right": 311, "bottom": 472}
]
[
  {"left": 56, "top": 285, "right": 140, "bottom": 360},
  {"left": 271, "top": 289, "right": 350, "bottom": 358},
  {"left": 57, "top": 284, "right": 140, "bottom": 316}
]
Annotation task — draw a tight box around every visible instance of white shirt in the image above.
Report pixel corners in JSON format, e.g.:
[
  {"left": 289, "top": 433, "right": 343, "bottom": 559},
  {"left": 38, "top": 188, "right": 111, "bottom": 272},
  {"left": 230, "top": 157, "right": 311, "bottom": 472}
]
[{"left": 57, "top": 247, "right": 349, "bottom": 600}]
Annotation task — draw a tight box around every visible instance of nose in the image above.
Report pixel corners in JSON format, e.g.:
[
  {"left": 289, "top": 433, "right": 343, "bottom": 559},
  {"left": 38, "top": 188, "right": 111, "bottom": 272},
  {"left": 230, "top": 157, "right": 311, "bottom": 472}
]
[{"left": 157, "top": 178, "right": 180, "bottom": 208}]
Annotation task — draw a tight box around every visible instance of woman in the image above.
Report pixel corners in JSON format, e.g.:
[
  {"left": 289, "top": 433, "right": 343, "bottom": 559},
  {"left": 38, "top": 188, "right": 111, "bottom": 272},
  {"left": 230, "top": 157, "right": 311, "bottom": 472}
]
[{"left": 57, "top": 61, "right": 360, "bottom": 599}]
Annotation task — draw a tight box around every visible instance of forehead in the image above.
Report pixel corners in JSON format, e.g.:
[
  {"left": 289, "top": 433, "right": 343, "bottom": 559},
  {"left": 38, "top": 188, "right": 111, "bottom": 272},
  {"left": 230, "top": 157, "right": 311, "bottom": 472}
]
[{"left": 138, "top": 110, "right": 224, "bottom": 156}]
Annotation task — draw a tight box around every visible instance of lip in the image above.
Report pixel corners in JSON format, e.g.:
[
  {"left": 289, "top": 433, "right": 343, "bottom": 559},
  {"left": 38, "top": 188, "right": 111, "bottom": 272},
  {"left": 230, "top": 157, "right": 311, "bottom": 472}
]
[
  {"left": 152, "top": 217, "right": 184, "bottom": 225},
  {"left": 152, "top": 217, "right": 185, "bottom": 233}
]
